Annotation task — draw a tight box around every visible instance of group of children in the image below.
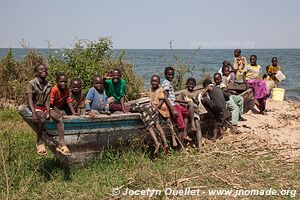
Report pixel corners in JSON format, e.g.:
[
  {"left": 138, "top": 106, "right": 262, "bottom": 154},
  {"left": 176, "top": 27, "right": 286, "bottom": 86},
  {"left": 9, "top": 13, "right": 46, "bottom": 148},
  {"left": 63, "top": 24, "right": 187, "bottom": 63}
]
[
  {"left": 27, "top": 66, "right": 128, "bottom": 156},
  {"left": 27, "top": 49, "right": 284, "bottom": 156}
]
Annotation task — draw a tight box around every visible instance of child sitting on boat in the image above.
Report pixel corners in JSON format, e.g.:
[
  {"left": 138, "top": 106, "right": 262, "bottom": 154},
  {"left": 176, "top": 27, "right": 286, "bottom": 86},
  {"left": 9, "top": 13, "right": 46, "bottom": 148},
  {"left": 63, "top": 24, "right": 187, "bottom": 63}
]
[
  {"left": 70, "top": 78, "right": 85, "bottom": 115},
  {"left": 26, "top": 64, "right": 52, "bottom": 156},
  {"left": 104, "top": 69, "right": 129, "bottom": 113},
  {"left": 85, "top": 75, "right": 110, "bottom": 118},
  {"left": 162, "top": 66, "right": 191, "bottom": 143},
  {"left": 49, "top": 73, "right": 77, "bottom": 155},
  {"left": 176, "top": 78, "right": 202, "bottom": 149}
]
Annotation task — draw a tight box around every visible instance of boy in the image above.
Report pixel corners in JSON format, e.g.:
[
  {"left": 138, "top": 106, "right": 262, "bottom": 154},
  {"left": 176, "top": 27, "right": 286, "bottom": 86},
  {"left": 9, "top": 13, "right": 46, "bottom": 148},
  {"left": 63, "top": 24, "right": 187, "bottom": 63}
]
[
  {"left": 85, "top": 75, "right": 110, "bottom": 118},
  {"left": 200, "top": 79, "right": 226, "bottom": 141},
  {"left": 70, "top": 78, "right": 85, "bottom": 115},
  {"left": 104, "top": 69, "right": 128, "bottom": 113},
  {"left": 149, "top": 75, "right": 178, "bottom": 147},
  {"left": 162, "top": 66, "right": 191, "bottom": 142},
  {"left": 233, "top": 49, "right": 247, "bottom": 71},
  {"left": 49, "top": 73, "right": 76, "bottom": 155},
  {"left": 177, "top": 78, "right": 202, "bottom": 149},
  {"left": 26, "top": 64, "right": 52, "bottom": 155},
  {"left": 214, "top": 73, "right": 244, "bottom": 134}
]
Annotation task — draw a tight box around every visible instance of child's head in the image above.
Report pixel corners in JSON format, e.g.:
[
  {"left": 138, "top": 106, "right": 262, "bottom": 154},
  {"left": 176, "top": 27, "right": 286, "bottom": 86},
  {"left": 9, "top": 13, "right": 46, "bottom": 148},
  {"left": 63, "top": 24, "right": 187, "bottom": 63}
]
[
  {"left": 222, "top": 60, "right": 231, "bottom": 68},
  {"left": 56, "top": 73, "right": 68, "bottom": 90},
  {"left": 250, "top": 55, "right": 257, "bottom": 66},
  {"left": 164, "top": 66, "right": 175, "bottom": 82},
  {"left": 112, "top": 69, "right": 121, "bottom": 84},
  {"left": 222, "top": 66, "right": 231, "bottom": 77},
  {"left": 272, "top": 57, "right": 278, "bottom": 66},
  {"left": 150, "top": 75, "right": 160, "bottom": 89},
  {"left": 234, "top": 49, "right": 241, "bottom": 58},
  {"left": 71, "top": 78, "right": 81, "bottom": 95},
  {"left": 34, "top": 64, "right": 48, "bottom": 78},
  {"left": 213, "top": 73, "right": 222, "bottom": 86},
  {"left": 202, "top": 79, "right": 212, "bottom": 88},
  {"left": 186, "top": 78, "right": 196, "bottom": 92},
  {"left": 92, "top": 75, "right": 104, "bottom": 91}
]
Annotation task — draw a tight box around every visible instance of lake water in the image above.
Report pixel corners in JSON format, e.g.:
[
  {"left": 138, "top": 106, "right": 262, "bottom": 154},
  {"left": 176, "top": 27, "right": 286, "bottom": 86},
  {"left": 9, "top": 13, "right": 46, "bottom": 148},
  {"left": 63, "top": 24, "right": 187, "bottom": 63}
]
[{"left": 0, "top": 48, "right": 299, "bottom": 98}]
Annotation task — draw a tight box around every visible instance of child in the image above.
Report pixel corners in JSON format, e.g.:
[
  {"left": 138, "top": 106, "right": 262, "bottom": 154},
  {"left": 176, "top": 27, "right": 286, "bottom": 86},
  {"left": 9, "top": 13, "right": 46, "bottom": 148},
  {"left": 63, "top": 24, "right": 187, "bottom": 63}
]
[
  {"left": 70, "top": 78, "right": 85, "bottom": 115},
  {"left": 266, "top": 57, "right": 283, "bottom": 87},
  {"left": 222, "top": 65, "right": 235, "bottom": 85},
  {"left": 233, "top": 49, "right": 247, "bottom": 71},
  {"left": 131, "top": 75, "right": 169, "bottom": 154},
  {"left": 149, "top": 75, "right": 178, "bottom": 147},
  {"left": 104, "top": 69, "right": 129, "bottom": 113},
  {"left": 243, "top": 55, "right": 269, "bottom": 114},
  {"left": 85, "top": 75, "right": 110, "bottom": 118},
  {"left": 235, "top": 57, "right": 246, "bottom": 83},
  {"left": 26, "top": 64, "right": 52, "bottom": 155},
  {"left": 214, "top": 73, "right": 243, "bottom": 134},
  {"left": 177, "top": 78, "right": 202, "bottom": 149},
  {"left": 200, "top": 79, "right": 226, "bottom": 141},
  {"left": 162, "top": 67, "right": 191, "bottom": 142},
  {"left": 49, "top": 73, "right": 75, "bottom": 155}
]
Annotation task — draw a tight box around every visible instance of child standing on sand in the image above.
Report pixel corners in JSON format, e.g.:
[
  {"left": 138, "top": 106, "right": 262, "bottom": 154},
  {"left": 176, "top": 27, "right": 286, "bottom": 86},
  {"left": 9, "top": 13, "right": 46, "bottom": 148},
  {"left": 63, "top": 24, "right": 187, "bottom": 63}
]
[
  {"left": 85, "top": 75, "right": 110, "bottom": 118},
  {"left": 49, "top": 73, "right": 76, "bottom": 155},
  {"left": 26, "top": 64, "right": 52, "bottom": 156}
]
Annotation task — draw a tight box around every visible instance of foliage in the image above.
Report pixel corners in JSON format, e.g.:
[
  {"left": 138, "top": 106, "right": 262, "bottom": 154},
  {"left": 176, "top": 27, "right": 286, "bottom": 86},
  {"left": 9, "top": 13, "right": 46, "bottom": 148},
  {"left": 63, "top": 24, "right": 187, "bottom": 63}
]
[
  {"left": 47, "top": 37, "right": 143, "bottom": 100},
  {"left": 0, "top": 38, "right": 143, "bottom": 106}
]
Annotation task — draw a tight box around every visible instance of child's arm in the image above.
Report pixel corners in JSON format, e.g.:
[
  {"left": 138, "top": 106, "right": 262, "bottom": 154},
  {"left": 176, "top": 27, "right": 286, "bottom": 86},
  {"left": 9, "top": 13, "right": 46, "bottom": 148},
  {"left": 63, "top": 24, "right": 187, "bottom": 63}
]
[
  {"left": 27, "top": 92, "right": 39, "bottom": 123},
  {"left": 45, "top": 97, "right": 50, "bottom": 119},
  {"left": 67, "top": 102, "right": 77, "bottom": 115},
  {"left": 85, "top": 89, "right": 96, "bottom": 118},
  {"left": 163, "top": 90, "right": 178, "bottom": 118}
]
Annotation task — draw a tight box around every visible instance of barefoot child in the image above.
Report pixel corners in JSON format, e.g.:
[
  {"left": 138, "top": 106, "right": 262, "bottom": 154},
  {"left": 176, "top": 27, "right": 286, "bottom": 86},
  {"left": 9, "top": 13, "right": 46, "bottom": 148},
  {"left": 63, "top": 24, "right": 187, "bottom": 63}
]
[
  {"left": 70, "top": 78, "right": 85, "bottom": 115},
  {"left": 200, "top": 79, "right": 226, "bottom": 141},
  {"left": 131, "top": 76, "right": 169, "bottom": 154},
  {"left": 26, "top": 64, "right": 52, "bottom": 155},
  {"left": 85, "top": 75, "right": 110, "bottom": 118},
  {"left": 162, "top": 67, "right": 191, "bottom": 143},
  {"left": 49, "top": 73, "right": 76, "bottom": 155},
  {"left": 177, "top": 78, "right": 202, "bottom": 149}
]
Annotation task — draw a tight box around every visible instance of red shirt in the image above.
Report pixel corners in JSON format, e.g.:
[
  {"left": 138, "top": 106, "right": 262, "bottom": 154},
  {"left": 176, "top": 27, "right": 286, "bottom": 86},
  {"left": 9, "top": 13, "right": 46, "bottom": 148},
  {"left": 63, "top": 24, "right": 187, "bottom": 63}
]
[{"left": 49, "top": 85, "right": 73, "bottom": 109}]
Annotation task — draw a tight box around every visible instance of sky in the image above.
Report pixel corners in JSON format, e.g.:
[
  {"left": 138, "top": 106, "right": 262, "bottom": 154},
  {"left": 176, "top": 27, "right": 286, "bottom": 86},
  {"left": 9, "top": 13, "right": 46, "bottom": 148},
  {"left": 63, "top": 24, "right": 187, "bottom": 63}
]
[{"left": 0, "top": 0, "right": 299, "bottom": 49}]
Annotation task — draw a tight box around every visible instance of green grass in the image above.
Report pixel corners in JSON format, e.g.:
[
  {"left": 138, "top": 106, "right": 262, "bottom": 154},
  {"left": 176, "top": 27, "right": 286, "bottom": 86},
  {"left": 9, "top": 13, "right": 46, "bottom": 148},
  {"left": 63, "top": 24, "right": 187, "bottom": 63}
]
[{"left": 0, "top": 109, "right": 299, "bottom": 199}]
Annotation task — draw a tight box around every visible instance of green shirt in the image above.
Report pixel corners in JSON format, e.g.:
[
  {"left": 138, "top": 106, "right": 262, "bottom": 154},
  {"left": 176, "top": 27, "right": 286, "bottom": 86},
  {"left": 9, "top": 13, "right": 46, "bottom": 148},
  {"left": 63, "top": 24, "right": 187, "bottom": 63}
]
[{"left": 104, "top": 79, "right": 126, "bottom": 103}]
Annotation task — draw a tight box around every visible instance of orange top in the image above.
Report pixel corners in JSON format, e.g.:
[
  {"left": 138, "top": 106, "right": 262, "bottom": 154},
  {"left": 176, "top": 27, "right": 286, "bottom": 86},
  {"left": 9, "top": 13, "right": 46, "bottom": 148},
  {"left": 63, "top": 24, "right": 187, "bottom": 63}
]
[{"left": 49, "top": 85, "right": 73, "bottom": 109}]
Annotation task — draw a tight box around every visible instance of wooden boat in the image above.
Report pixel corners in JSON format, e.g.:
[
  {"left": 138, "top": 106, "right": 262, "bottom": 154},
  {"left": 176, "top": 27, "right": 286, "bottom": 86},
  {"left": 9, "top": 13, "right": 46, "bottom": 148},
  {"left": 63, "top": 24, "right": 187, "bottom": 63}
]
[{"left": 19, "top": 86, "right": 253, "bottom": 166}]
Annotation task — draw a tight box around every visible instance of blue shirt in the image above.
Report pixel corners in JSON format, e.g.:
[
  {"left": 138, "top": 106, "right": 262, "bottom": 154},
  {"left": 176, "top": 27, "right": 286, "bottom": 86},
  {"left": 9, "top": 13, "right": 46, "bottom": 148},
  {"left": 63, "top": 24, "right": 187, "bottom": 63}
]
[{"left": 85, "top": 87, "right": 108, "bottom": 111}]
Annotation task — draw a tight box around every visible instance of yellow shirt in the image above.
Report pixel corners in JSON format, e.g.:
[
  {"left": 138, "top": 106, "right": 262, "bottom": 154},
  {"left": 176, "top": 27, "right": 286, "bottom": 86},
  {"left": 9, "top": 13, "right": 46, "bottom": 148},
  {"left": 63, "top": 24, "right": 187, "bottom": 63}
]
[
  {"left": 267, "top": 65, "right": 281, "bottom": 81},
  {"left": 244, "top": 64, "right": 261, "bottom": 80}
]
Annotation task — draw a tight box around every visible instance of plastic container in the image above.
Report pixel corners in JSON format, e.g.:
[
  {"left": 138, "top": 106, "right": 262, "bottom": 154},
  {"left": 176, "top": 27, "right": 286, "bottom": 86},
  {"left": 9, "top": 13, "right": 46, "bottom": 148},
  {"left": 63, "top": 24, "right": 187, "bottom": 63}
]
[
  {"left": 275, "top": 71, "right": 286, "bottom": 82},
  {"left": 271, "top": 88, "right": 285, "bottom": 101}
]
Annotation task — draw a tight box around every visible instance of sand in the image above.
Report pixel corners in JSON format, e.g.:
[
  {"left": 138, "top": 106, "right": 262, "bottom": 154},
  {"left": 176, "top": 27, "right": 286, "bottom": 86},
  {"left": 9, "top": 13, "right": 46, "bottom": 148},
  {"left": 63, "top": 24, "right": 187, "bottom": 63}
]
[{"left": 209, "top": 98, "right": 300, "bottom": 161}]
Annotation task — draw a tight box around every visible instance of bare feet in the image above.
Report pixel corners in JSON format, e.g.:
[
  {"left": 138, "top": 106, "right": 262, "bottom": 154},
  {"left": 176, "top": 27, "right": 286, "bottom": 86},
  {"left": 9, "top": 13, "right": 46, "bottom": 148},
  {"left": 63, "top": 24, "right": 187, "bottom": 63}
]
[{"left": 154, "top": 143, "right": 161, "bottom": 154}]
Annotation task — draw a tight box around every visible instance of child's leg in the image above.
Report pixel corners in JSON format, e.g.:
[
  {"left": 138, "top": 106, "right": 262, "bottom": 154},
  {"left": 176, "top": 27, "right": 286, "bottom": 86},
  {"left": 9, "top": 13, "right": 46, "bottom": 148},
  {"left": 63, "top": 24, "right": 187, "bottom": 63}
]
[
  {"left": 148, "top": 127, "right": 161, "bottom": 153},
  {"left": 50, "top": 108, "right": 66, "bottom": 148},
  {"left": 35, "top": 111, "right": 46, "bottom": 145},
  {"left": 155, "top": 121, "right": 169, "bottom": 153},
  {"left": 188, "top": 102, "right": 197, "bottom": 131},
  {"left": 195, "top": 119, "right": 202, "bottom": 150},
  {"left": 167, "top": 118, "right": 178, "bottom": 147}
]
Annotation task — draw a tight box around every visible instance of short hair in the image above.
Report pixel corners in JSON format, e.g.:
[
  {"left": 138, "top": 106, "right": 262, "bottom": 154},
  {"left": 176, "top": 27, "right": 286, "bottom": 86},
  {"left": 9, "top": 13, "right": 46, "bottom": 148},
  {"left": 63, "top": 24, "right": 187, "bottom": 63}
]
[
  {"left": 34, "top": 64, "right": 45, "bottom": 73},
  {"left": 272, "top": 57, "right": 278, "bottom": 61},
  {"left": 71, "top": 78, "right": 81, "bottom": 85},
  {"left": 55, "top": 72, "right": 67, "bottom": 82},
  {"left": 202, "top": 79, "right": 212, "bottom": 87},
  {"left": 234, "top": 49, "right": 241, "bottom": 54},
  {"left": 213, "top": 73, "right": 222, "bottom": 79},
  {"left": 92, "top": 75, "right": 103, "bottom": 83},
  {"left": 250, "top": 55, "right": 257, "bottom": 60},
  {"left": 151, "top": 75, "right": 160, "bottom": 81},
  {"left": 164, "top": 66, "right": 174, "bottom": 74},
  {"left": 186, "top": 77, "right": 196, "bottom": 85}
]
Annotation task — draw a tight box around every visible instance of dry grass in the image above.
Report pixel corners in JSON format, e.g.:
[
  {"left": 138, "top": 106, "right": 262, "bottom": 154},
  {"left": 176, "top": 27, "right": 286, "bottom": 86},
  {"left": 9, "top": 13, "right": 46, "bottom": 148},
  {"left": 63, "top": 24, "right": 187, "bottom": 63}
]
[{"left": 0, "top": 109, "right": 299, "bottom": 200}]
